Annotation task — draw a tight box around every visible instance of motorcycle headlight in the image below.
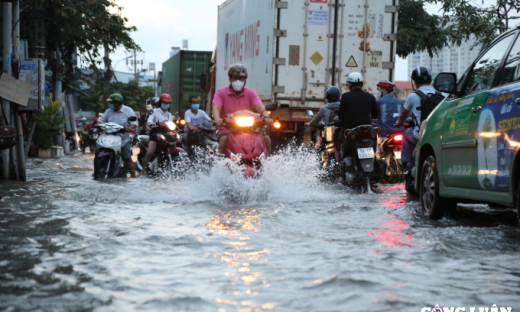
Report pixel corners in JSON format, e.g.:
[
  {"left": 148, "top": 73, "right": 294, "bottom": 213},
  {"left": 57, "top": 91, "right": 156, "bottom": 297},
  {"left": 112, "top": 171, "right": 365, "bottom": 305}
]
[
  {"left": 166, "top": 121, "right": 176, "bottom": 131},
  {"left": 235, "top": 116, "right": 255, "bottom": 127},
  {"left": 159, "top": 135, "right": 166, "bottom": 141}
]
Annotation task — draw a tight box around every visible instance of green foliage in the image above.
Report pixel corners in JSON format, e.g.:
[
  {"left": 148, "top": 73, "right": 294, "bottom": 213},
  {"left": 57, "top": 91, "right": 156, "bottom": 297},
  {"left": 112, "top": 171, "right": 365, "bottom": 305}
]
[
  {"left": 80, "top": 79, "right": 155, "bottom": 114},
  {"left": 21, "top": 0, "right": 140, "bottom": 91},
  {"left": 397, "top": 0, "right": 448, "bottom": 57},
  {"left": 33, "top": 97, "right": 67, "bottom": 150},
  {"left": 397, "top": 0, "right": 520, "bottom": 57}
]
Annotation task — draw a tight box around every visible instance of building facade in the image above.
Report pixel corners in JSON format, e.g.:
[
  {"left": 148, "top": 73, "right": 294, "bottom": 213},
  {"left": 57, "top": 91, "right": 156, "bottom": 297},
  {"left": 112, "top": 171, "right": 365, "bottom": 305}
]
[{"left": 408, "top": 36, "right": 482, "bottom": 80}]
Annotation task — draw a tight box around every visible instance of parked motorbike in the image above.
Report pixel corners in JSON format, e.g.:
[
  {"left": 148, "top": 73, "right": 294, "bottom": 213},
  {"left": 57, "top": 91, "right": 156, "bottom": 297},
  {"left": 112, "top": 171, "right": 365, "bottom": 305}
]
[
  {"left": 222, "top": 103, "right": 277, "bottom": 178},
  {"left": 307, "top": 111, "right": 386, "bottom": 193},
  {"left": 92, "top": 116, "right": 137, "bottom": 180},
  {"left": 135, "top": 120, "right": 187, "bottom": 175}
]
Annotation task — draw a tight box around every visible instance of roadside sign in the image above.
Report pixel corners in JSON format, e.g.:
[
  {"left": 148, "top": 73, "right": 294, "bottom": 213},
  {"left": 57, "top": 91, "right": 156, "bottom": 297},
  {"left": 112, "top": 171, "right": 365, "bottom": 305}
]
[
  {"left": 0, "top": 73, "right": 32, "bottom": 106},
  {"left": 345, "top": 55, "right": 358, "bottom": 67}
]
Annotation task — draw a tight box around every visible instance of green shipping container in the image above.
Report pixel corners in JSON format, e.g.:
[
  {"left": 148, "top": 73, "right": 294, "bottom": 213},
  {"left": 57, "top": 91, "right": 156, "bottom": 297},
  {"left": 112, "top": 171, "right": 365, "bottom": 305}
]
[{"left": 161, "top": 50, "right": 212, "bottom": 118}]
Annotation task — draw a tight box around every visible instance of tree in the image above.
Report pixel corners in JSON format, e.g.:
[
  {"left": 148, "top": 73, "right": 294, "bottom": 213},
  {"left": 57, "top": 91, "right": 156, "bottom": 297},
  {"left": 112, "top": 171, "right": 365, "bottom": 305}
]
[
  {"left": 20, "top": 0, "right": 140, "bottom": 95},
  {"left": 80, "top": 79, "right": 155, "bottom": 115},
  {"left": 33, "top": 97, "right": 67, "bottom": 149},
  {"left": 397, "top": 0, "right": 520, "bottom": 57},
  {"left": 397, "top": 0, "right": 448, "bottom": 57}
]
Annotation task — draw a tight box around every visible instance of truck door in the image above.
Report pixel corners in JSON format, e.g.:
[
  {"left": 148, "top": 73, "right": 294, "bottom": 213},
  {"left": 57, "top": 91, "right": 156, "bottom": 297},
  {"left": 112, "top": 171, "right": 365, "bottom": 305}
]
[{"left": 441, "top": 33, "right": 515, "bottom": 189}]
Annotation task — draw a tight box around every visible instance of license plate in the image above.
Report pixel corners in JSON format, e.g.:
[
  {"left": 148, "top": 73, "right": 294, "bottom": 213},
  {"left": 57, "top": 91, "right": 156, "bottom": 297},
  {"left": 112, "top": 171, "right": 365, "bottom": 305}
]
[
  {"left": 357, "top": 148, "right": 374, "bottom": 159},
  {"left": 395, "top": 151, "right": 401, "bottom": 159}
]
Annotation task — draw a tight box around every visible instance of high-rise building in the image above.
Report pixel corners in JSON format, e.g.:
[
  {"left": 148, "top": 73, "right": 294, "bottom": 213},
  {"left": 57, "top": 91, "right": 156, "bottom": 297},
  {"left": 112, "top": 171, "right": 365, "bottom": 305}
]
[{"left": 408, "top": 36, "right": 482, "bottom": 80}]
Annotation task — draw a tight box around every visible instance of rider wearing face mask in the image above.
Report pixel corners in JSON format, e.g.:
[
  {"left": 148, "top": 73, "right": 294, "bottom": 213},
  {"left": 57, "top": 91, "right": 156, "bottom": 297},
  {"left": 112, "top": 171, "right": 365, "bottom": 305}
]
[
  {"left": 142, "top": 93, "right": 174, "bottom": 175},
  {"left": 96, "top": 94, "right": 138, "bottom": 178},
  {"left": 212, "top": 64, "right": 274, "bottom": 155},
  {"left": 182, "top": 96, "right": 214, "bottom": 149}
]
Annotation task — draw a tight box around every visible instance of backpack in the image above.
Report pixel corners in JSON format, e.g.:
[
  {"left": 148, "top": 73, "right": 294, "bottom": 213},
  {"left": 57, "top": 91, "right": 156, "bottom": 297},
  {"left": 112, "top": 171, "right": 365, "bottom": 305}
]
[{"left": 414, "top": 90, "right": 444, "bottom": 125}]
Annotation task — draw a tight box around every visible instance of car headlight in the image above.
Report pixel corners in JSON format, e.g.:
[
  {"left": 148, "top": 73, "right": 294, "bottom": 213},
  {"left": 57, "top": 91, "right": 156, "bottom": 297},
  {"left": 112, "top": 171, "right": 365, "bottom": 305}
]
[
  {"left": 235, "top": 116, "right": 255, "bottom": 127},
  {"left": 166, "top": 121, "right": 176, "bottom": 131}
]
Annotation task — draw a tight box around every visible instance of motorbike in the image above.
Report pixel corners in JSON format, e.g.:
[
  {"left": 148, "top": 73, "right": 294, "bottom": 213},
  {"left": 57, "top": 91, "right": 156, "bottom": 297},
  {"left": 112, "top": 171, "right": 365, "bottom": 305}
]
[
  {"left": 397, "top": 118, "right": 418, "bottom": 196},
  {"left": 222, "top": 103, "right": 277, "bottom": 178},
  {"left": 380, "top": 114, "right": 405, "bottom": 183},
  {"left": 182, "top": 121, "right": 219, "bottom": 155},
  {"left": 92, "top": 116, "right": 137, "bottom": 180},
  {"left": 135, "top": 120, "right": 187, "bottom": 175},
  {"left": 79, "top": 126, "right": 96, "bottom": 153},
  {"left": 307, "top": 111, "right": 386, "bottom": 193}
]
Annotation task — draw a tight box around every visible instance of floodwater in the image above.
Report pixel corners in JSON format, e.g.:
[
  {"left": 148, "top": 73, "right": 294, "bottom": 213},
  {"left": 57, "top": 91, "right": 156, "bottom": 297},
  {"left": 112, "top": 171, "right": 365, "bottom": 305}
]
[{"left": 1, "top": 146, "right": 520, "bottom": 312}]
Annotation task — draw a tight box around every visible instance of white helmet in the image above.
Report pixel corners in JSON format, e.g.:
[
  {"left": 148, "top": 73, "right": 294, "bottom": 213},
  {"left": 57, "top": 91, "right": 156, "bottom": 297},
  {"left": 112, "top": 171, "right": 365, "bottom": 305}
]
[
  {"left": 81, "top": 117, "right": 87, "bottom": 121},
  {"left": 347, "top": 72, "right": 363, "bottom": 83}
]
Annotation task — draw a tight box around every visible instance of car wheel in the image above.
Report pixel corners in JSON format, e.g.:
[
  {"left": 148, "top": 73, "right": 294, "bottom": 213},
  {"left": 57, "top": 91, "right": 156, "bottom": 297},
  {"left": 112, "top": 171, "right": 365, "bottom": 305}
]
[{"left": 420, "top": 156, "right": 457, "bottom": 220}]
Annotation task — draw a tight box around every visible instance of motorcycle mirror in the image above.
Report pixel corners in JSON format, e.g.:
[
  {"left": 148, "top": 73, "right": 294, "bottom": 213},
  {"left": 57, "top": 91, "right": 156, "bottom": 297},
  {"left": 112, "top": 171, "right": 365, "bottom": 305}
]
[
  {"left": 265, "top": 103, "right": 278, "bottom": 111},
  {"left": 307, "top": 110, "right": 314, "bottom": 117},
  {"left": 128, "top": 116, "right": 137, "bottom": 122}
]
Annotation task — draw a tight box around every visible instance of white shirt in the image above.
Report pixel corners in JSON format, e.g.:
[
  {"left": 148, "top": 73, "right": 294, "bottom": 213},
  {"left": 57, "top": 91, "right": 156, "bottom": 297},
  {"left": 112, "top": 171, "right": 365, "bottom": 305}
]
[
  {"left": 98, "top": 105, "right": 138, "bottom": 145},
  {"left": 184, "top": 109, "right": 211, "bottom": 131},
  {"left": 147, "top": 108, "right": 173, "bottom": 125},
  {"left": 403, "top": 85, "right": 435, "bottom": 139}
]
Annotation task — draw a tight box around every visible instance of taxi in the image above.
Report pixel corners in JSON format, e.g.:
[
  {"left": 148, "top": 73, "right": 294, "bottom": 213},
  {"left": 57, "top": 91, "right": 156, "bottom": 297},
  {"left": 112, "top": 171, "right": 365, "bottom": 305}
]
[{"left": 415, "top": 28, "right": 520, "bottom": 224}]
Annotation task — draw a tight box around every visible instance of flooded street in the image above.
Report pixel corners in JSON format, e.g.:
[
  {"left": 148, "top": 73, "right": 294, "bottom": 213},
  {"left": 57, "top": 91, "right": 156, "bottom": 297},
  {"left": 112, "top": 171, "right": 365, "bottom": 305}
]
[{"left": 1, "top": 149, "right": 520, "bottom": 312}]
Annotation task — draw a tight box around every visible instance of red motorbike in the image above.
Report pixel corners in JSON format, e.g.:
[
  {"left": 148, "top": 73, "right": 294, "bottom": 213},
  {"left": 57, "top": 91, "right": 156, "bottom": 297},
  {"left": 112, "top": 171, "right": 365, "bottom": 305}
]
[
  {"left": 380, "top": 132, "right": 404, "bottom": 183},
  {"left": 136, "top": 121, "right": 187, "bottom": 174},
  {"left": 222, "top": 103, "right": 277, "bottom": 178}
]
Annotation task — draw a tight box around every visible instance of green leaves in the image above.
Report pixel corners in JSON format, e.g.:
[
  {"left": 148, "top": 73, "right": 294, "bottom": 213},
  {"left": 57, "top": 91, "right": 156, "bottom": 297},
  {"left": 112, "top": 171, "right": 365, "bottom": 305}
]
[
  {"left": 33, "top": 97, "right": 68, "bottom": 150},
  {"left": 397, "top": 0, "right": 520, "bottom": 57}
]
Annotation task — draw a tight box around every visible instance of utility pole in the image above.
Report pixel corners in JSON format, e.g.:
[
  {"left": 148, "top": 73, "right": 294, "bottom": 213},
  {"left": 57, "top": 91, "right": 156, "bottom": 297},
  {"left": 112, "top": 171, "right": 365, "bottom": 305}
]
[
  {"left": 1, "top": 2, "right": 12, "bottom": 180},
  {"left": 13, "top": 0, "right": 25, "bottom": 181},
  {"left": 134, "top": 50, "right": 138, "bottom": 83}
]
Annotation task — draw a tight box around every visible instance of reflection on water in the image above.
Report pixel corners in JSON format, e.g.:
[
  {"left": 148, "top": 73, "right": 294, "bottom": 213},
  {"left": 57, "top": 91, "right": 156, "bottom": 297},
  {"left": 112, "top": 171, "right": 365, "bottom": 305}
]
[{"left": 206, "top": 208, "right": 276, "bottom": 311}]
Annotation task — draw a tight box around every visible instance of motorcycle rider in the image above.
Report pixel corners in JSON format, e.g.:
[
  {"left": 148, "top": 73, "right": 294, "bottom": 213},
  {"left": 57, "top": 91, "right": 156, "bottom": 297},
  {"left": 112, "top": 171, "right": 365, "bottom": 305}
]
[
  {"left": 96, "top": 94, "right": 138, "bottom": 178},
  {"left": 212, "top": 64, "right": 273, "bottom": 155},
  {"left": 396, "top": 66, "right": 435, "bottom": 171},
  {"left": 142, "top": 94, "right": 174, "bottom": 174},
  {"left": 307, "top": 86, "right": 341, "bottom": 128},
  {"left": 338, "top": 72, "right": 378, "bottom": 155},
  {"left": 375, "top": 80, "right": 403, "bottom": 147},
  {"left": 140, "top": 103, "right": 154, "bottom": 135},
  {"left": 183, "top": 95, "right": 213, "bottom": 145}
]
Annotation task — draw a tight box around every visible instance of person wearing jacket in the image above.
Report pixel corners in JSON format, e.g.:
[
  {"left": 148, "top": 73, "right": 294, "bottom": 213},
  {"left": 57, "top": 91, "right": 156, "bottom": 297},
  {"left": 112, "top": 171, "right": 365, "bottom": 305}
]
[{"left": 307, "top": 86, "right": 341, "bottom": 128}]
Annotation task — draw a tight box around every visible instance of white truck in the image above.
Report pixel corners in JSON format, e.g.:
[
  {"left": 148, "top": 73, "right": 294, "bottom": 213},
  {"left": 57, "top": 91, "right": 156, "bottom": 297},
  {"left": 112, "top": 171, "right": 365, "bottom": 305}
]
[{"left": 215, "top": 0, "right": 397, "bottom": 137}]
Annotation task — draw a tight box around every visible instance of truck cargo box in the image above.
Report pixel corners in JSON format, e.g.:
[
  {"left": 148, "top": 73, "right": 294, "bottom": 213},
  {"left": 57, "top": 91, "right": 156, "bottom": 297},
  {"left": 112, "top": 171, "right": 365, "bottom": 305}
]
[
  {"left": 216, "top": 0, "right": 397, "bottom": 133},
  {"left": 161, "top": 50, "right": 213, "bottom": 117}
]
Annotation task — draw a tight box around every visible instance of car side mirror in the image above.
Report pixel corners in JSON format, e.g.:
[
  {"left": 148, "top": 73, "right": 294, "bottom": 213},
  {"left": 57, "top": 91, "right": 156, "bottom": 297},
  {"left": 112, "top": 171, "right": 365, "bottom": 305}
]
[
  {"left": 265, "top": 103, "right": 278, "bottom": 111},
  {"left": 434, "top": 73, "right": 457, "bottom": 94},
  {"left": 307, "top": 110, "right": 314, "bottom": 117},
  {"left": 128, "top": 116, "right": 137, "bottom": 122}
]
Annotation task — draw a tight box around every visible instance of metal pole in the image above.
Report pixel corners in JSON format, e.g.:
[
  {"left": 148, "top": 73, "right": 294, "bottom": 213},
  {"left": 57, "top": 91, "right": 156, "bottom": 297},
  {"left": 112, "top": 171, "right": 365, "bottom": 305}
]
[
  {"left": 13, "top": 0, "right": 25, "bottom": 180},
  {"left": 134, "top": 50, "right": 137, "bottom": 82},
  {"left": 331, "top": 0, "right": 339, "bottom": 86},
  {"left": 1, "top": 2, "right": 12, "bottom": 180}
]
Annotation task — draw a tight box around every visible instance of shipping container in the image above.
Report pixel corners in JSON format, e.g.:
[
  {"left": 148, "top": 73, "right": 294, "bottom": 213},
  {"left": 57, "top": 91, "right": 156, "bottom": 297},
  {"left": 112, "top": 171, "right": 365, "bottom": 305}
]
[
  {"left": 161, "top": 50, "right": 213, "bottom": 117},
  {"left": 215, "top": 0, "right": 397, "bottom": 135}
]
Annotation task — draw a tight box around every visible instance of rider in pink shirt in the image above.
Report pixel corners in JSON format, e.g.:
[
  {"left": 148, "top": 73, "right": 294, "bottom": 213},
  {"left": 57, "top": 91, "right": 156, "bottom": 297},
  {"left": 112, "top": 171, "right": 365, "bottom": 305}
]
[{"left": 213, "top": 64, "right": 274, "bottom": 154}]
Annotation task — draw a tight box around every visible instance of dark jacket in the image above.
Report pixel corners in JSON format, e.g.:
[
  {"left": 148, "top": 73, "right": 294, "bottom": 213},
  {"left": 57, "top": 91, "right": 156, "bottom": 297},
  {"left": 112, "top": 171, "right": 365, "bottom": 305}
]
[
  {"left": 338, "top": 89, "right": 377, "bottom": 129},
  {"left": 307, "top": 101, "right": 340, "bottom": 128}
]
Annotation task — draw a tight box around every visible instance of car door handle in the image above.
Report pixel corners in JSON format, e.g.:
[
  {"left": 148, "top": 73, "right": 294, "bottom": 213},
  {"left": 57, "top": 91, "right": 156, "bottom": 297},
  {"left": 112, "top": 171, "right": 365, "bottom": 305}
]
[{"left": 472, "top": 106, "right": 482, "bottom": 112}]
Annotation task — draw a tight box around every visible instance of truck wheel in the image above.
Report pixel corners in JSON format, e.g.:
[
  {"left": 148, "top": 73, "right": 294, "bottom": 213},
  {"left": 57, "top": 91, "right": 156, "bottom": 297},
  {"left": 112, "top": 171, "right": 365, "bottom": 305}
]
[{"left": 420, "top": 156, "right": 457, "bottom": 220}]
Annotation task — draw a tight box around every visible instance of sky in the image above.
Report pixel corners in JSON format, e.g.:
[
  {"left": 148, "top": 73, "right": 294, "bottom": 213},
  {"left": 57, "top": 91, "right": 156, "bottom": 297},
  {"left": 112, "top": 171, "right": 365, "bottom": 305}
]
[{"left": 105, "top": 0, "right": 484, "bottom": 83}]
